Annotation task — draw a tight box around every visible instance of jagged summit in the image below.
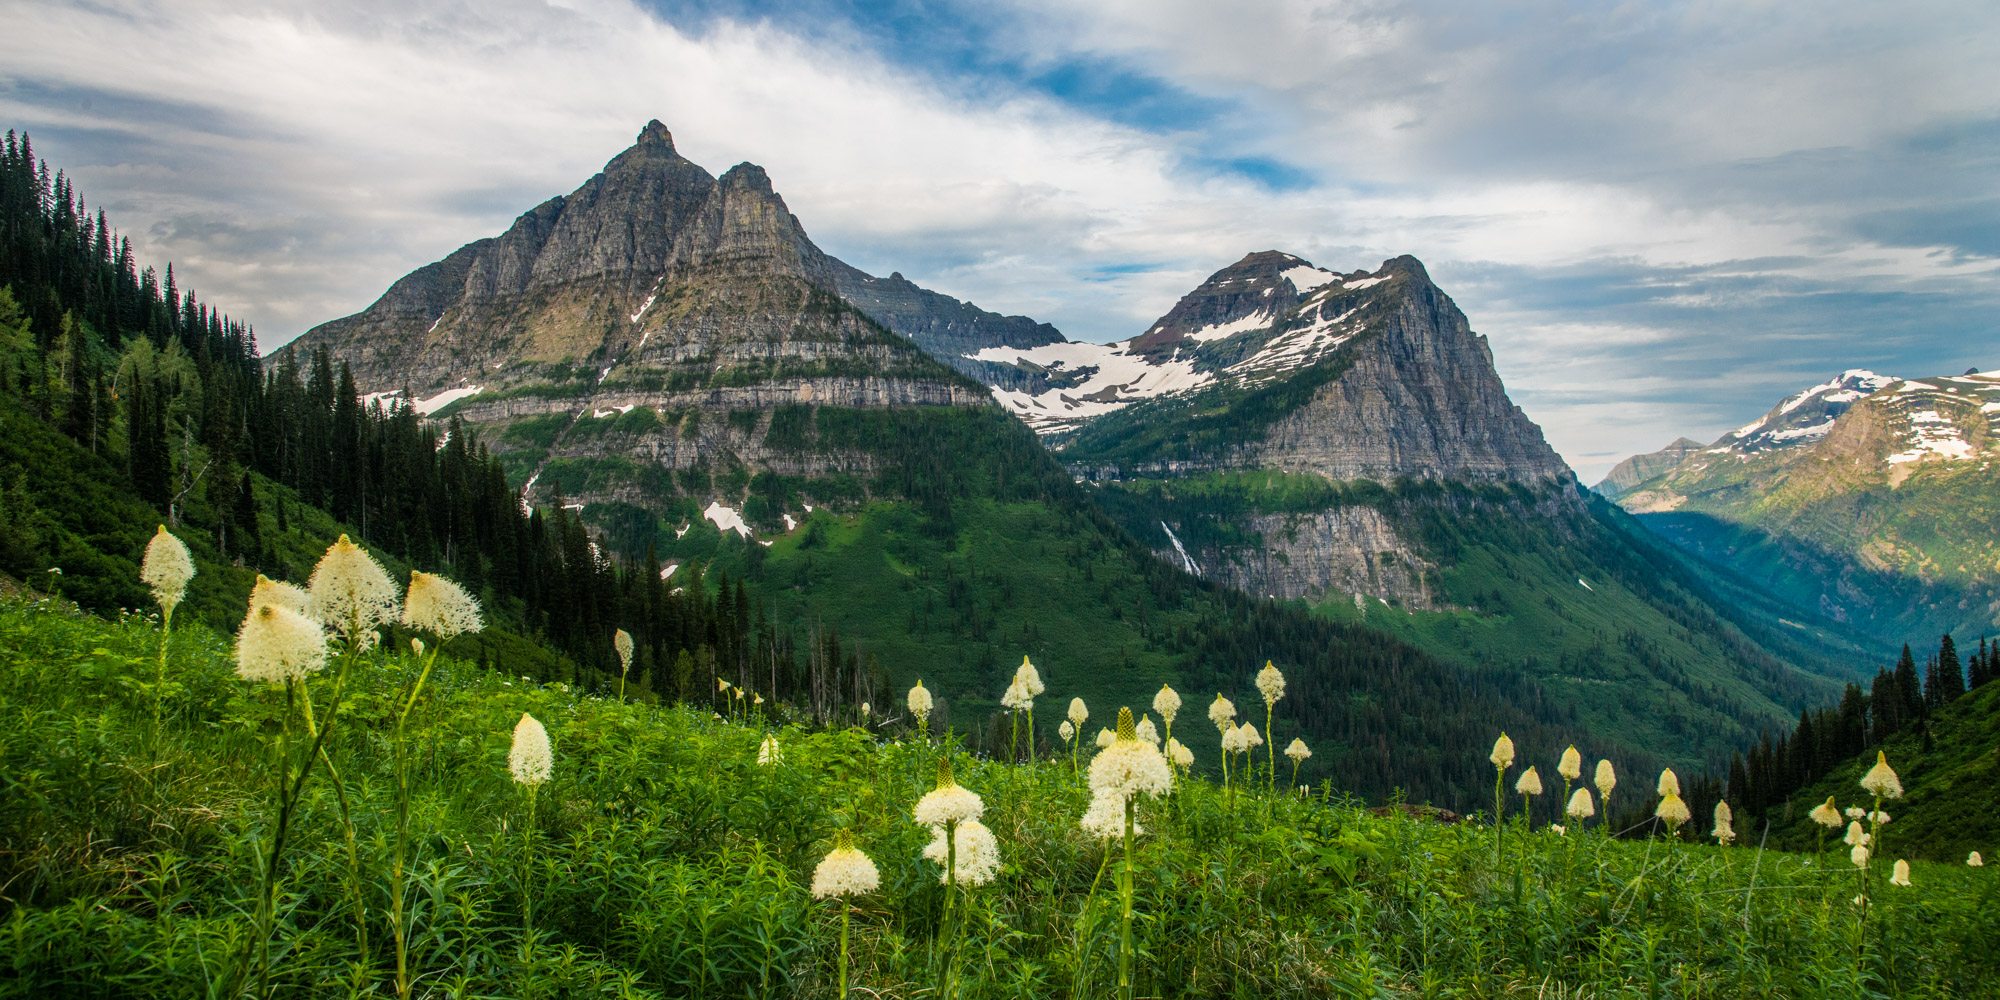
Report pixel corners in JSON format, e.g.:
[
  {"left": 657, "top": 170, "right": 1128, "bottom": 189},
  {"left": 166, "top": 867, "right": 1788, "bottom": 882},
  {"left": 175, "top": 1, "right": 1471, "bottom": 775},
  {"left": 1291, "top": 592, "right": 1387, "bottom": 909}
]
[{"left": 636, "top": 119, "right": 675, "bottom": 148}]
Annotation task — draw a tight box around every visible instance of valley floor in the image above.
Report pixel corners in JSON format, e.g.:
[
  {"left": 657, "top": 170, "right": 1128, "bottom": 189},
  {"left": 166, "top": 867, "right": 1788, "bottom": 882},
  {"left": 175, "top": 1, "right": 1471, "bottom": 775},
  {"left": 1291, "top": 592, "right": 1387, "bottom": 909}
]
[{"left": 1, "top": 597, "right": 1993, "bottom": 999}]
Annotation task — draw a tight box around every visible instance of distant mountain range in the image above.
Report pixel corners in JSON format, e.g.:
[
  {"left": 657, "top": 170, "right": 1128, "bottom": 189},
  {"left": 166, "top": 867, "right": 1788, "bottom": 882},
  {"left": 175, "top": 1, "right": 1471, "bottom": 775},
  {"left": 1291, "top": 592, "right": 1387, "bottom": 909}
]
[
  {"left": 1596, "top": 368, "right": 2000, "bottom": 643},
  {"left": 287, "top": 120, "right": 1891, "bottom": 783}
]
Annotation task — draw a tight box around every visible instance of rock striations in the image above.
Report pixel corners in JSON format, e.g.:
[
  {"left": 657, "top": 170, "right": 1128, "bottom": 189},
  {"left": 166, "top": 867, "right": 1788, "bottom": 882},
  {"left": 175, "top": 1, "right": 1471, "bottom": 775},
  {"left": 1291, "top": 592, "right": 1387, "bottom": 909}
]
[{"left": 287, "top": 121, "right": 989, "bottom": 508}]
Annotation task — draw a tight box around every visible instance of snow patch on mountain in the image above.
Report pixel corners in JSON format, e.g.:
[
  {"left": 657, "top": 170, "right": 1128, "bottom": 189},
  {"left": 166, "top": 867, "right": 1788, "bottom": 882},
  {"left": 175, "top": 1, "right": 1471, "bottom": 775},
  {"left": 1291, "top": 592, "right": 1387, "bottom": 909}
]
[
  {"left": 1186, "top": 312, "right": 1274, "bottom": 342},
  {"left": 703, "top": 502, "right": 752, "bottom": 539},
  {"left": 1280, "top": 265, "right": 1339, "bottom": 292},
  {"left": 977, "top": 339, "right": 1212, "bottom": 431},
  {"left": 1888, "top": 410, "right": 1974, "bottom": 464},
  {"left": 414, "top": 384, "right": 482, "bottom": 416}
]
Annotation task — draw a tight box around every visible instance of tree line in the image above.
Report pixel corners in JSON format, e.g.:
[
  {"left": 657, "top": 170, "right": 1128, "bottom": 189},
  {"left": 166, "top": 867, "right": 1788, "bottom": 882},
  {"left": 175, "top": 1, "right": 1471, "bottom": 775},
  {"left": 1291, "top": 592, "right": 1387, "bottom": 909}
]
[{"left": 1722, "top": 634, "right": 1993, "bottom": 823}]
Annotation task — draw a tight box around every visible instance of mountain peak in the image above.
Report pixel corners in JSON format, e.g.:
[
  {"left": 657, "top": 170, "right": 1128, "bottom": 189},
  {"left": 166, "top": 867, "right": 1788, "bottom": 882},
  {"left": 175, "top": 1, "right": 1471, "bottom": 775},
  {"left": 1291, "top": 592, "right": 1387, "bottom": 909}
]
[
  {"left": 637, "top": 119, "right": 675, "bottom": 150},
  {"left": 719, "top": 162, "right": 774, "bottom": 194}
]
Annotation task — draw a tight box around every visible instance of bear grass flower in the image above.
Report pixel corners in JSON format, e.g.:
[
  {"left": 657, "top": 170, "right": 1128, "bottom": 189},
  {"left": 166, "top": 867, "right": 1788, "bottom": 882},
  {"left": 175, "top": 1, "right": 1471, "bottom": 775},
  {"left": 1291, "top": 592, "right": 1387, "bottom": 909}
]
[
  {"left": 1713, "top": 801, "right": 1735, "bottom": 845},
  {"left": 1083, "top": 708, "right": 1171, "bottom": 999},
  {"left": 1285, "top": 738, "right": 1311, "bottom": 764},
  {"left": 923, "top": 819, "right": 1000, "bottom": 885},
  {"left": 307, "top": 535, "right": 399, "bottom": 647},
  {"left": 1087, "top": 708, "right": 1173, "bottom": 804},
  {"left": 1015, "top": 656, "right": 1045, "bottom": 696},
  {"left": 1595, "top": 759, "right": 1616, "bottom": 801},
  {"left": 249, "top": 575, "right": 310, "bottom": 616},
  {"left": 402, "top": 571, "right": 483, "bottom": 639},
  {"left": 142, "top": 524, "right": 197, "bottom": 729},
  {"left": 1221, "top": 722, "right": 1253, "bottom": 755},
  {"left": 1060, "top": 720, "right": 1075, "bottom": 743},
  {"left": 613, "top": 628, "right": 635, "bottom": 698},
  {"left": 1256, "top": 661, "right": 1285, "bottom": 707},
  {"left": 1001, "top": 676, "right": 1033, "bottom": 711},
  {"left": 1516, "top": 766, "right": 1543, "bottom": 831},
  {"left": 1861, "top": 751, "right": 1903, "bottom": 799},
  {"left": 235, "top": 604, "right": 329, "bottom": 685},
  {"left": 813, "top": 829, "right": 879, "bottom": 1000},
  {"left": 1566, "top": 788, "right": 1595, "bottom": 820},
  {"left": 1655, "top": 792, "right": 1691, "bottom": 834},
  {"left": 1516, "top": 766, "right": 1543, "bottom": 796},
  {"left": 1153, "top": 685, "right": 1181, "bottom": 737},
  {"left": 1558, "top": 746, "right": 1582, "bottom": 781},
  {"left": 1167, "top": 738, "right": 1193, "bottom": 770},
  {"left": 1079, "top": 789, "right": 1140, "bottom": 840},
  {"left": 1890, "top": 859, "right": 1911, "bottom": 887},
  {"left": 913, "top": 756, "right": 983, "bottom": 829},
  {"left": 1844, "top": 821, "right": 1870, "bottom": 848},
  {"left": 1255, "top": 661, "right": 1285, "bottom": 792},
  {"left": 908, "top": 680, "right": 933, "bottom": 736},
  {"left": 1134, "top": 715, "right": 1160, "bottom": 747},
  {"left": 1068, "top": 697, "right": 1088, "bottom": 728},
  {"left": 1490, "top": 732, "right": 1515, "bottom": 860},
  {"left": 1809, "top": 797, "right": 1844, "bottom": 828},
  {"left": 811, "top": 831, "right": 880, "bottom": 899},
  {"left": 758, "top": 736, "right": 781, "bottom": 766},
  {"left": 1657, "top": 768, "right": 1681, "bottom": 798},
  {"left": 509, "top": 713, "right": 552, "bottom": 786},
  {"left": 141, "top": 525, "right": 195, "bottom": 615},
  {"left": 1851, "top": 844, "right": 1870, "bottom": 868},
  {"left": 1096, "top": 727, "right": 1116, "bottom": 748},
  {"left": 1969, "top": 852, "right": 1983, "bottom": 867},
  {"left": 1209, "top": 693, "right": 1237, "bottom": 735},
  {"left": 1846, "top": 806, "right": 1865, "bottom": 820}
]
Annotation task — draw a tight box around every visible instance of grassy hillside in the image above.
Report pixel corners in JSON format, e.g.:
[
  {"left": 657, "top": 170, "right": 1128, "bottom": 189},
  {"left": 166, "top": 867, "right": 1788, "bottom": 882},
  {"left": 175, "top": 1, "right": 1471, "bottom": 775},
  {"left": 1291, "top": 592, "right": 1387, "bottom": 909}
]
[
  {"left": 650, "top": 488, "right": 1646, "bottom": 811},
  {"left": 1765, "top": 679, "right": 2000, "bottom": 862},
  {"left": 3, "top": 598, "right": 1994, "bottom": 999},
  {"left": 0, "top": 392, "right": 574, "bottom": 677}
]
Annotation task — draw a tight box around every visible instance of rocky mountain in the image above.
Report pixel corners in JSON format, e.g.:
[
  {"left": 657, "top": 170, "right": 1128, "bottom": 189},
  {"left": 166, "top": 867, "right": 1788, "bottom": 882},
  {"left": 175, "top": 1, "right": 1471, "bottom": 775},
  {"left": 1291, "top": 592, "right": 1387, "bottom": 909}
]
[
  {"left": 1593, "top": 438, "right": 1703, "bottom": 498},
  {"left": 966, "top": 251, "right": 1874, "bottom": 767},
  {"left": 826, "top": 260, "right": 1066, "bottom": 390},
  {"left": 1606, "top": 369, "right": 2000, "bottom": 640},
  {"left": 977, "top": 250, "right": 1572, "bottom": 608},
  {"left": 284, "top": 121, "right": 1870, "bottom": 780},
  {"left": 289, "top": 121, "right": 990, "bottom": 512}
]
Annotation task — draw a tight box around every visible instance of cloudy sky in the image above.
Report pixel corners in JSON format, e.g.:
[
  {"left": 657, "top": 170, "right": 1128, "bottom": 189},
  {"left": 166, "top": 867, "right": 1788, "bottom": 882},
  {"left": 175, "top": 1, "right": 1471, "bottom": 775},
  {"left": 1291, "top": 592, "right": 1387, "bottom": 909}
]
[{"left": 4, "top": 0, "right": 1997, "bottom": 479}]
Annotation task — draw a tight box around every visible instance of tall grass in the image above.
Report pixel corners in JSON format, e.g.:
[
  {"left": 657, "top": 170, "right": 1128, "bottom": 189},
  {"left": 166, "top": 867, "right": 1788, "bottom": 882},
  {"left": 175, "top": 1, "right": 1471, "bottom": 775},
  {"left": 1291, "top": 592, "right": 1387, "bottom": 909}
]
[{"left": 1, "top": 595, "right": 1995, "bottom": 998}]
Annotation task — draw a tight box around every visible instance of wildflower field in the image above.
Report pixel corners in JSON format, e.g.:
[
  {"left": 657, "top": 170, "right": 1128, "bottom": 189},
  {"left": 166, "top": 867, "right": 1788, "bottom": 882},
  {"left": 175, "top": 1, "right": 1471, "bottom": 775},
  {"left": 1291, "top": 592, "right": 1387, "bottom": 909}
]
[{"left": 3, "top": 569, "right": 1997, "bottom": 999}]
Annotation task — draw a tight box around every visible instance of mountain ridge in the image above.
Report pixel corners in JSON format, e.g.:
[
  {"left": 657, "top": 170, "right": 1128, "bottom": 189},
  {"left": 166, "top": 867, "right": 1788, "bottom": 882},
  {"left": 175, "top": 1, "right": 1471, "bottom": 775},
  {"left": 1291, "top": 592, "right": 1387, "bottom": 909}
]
[{"left": 1603, "top": 368, "right": 2000, "bottom": 641}]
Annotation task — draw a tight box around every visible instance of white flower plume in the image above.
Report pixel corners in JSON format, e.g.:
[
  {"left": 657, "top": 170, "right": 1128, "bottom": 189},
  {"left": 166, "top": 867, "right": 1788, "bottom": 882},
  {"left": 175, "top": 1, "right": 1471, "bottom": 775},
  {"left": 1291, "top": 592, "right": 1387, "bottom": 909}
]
[
  {"left": 402, "top": 571, "right": 483, "bottom": 640},
  {"left": 509, "top": 713, "right": 553, "bottom": 786},
  {"left": 234, "top": 603, "right": 328, "bottom": 685},
  {"left": 307, "top": 534, "right": 399, "bottom": 646},
  {"left": 141, "top": 525, "right": 195, "bottom": 614}
]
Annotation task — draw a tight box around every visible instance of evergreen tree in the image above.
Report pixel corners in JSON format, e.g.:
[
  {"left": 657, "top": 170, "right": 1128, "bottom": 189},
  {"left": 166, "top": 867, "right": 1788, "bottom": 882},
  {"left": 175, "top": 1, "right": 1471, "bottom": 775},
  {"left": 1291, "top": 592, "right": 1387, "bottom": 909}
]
[
  {"left": 1936, "top": 634, "right": 1965, "bottom": 703},
  {"left": 1893, "top": 644, "right": 1924, "bottom": 723}
]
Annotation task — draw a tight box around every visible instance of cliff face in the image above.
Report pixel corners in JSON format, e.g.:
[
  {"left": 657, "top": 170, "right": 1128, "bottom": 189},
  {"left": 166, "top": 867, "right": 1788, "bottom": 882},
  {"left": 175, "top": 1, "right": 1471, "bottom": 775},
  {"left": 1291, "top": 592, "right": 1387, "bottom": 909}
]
[
  {"left": 1052, "top": 252, "right": 1574, "bottom": 610},
  {"left": 1234, "top": 256, "right": 1571, "bottom": 485},
  {"left": 284, "top": 121, "right": 984, "bottom": 513}
]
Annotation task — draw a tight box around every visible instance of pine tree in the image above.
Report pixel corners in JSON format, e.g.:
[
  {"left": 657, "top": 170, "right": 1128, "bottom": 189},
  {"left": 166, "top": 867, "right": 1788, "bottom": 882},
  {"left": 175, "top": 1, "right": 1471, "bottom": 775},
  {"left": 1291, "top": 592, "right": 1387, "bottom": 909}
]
[
  {"left": 1894, "top": 644, "right": 1924, "bottom": 722},
  {"left": 1937, "top": 634, "right": 1965, "bottom": 703}
]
